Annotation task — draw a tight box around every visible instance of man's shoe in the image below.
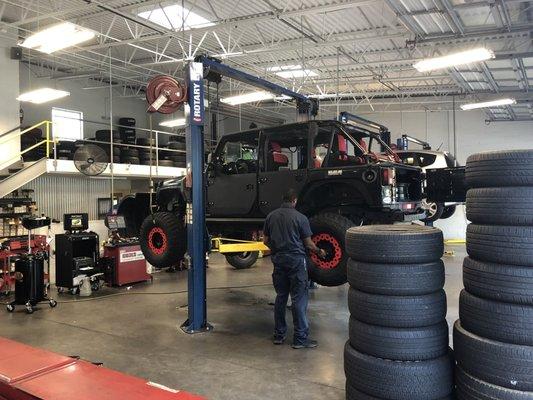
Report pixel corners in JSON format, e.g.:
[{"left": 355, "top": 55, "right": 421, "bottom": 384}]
[
  {"left": 273, "top": 336, "right": 286, "bottom": 345},
  {"left": 292, "top": 339, "right": 318, "bottom": 349}
]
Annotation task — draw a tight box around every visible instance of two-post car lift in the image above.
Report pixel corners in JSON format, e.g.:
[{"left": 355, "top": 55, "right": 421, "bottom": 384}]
[{"left": 147, "top": 56, "right": 317, "bottom": 334}]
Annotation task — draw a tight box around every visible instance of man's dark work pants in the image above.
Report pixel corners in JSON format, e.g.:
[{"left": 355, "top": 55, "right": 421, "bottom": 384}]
[{"left": 272, "top": 254, "right": 309, "bottom": 345}]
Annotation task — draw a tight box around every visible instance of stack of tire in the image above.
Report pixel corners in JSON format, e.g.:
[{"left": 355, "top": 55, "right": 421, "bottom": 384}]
[
  {"left": 93, "top": 129, "right": 121, "bottom": 163},
  {"left": 136, "top": 137, "right": 156, "bottom": 166},
  {"left": 167, "top": 140, "right": 186, "bottom": 167},
  {"left": 118, "top": 117, "right": 139, "bottom": 164},
  {"left": 20, "top": 127, "right": 47, "bottom": 161},
  {"left": 344, "top": 225, "right": 454, "bottom": 400},
  {"left": 454, "top": 149, "right": 533, "bottom": 399}
]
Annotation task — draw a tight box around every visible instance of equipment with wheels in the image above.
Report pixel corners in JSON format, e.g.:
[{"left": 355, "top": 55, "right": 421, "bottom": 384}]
[
  {"left": 55, "top": 213, "right": 101, "bottom": 294},
  {"left": 103, "top": 215, "right": 151, "bottom": 286},
  {"left": 6, "top": 216, "right": 55, "bottom": 313}
]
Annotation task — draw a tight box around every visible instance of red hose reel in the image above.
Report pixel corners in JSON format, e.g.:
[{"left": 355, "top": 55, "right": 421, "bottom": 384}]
[{"left": 146, "top": 75, "right": 187, "bottom": 114}]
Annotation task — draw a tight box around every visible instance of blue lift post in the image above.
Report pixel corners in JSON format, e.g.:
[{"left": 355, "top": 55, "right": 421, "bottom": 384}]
[{"left": 181, "top": 57, "right": 316, "bottom": 334}]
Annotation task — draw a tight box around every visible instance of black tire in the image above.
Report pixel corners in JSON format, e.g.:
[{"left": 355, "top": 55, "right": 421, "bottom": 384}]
[
  {"left": 421, "top": 201, "right": 444, "bottom": 223},
  {"left": 344, "top": 342, "right": 454, "bottom": 400},
  {"left": 466, "top": 224, "right": 533, "bottom": 267},
  {"left": 170, "top": 154, "right": 186, "bottom": 163},
  {"left": 139, "top": 212, "right": 187, "bottom": 268},
  {"left": 466, "top": 150, "right": 533, "bottom": 188},
  {"left": 347, "top": 259, "right": 444, "bottom": 295},
  {"left": 121, "top": 156, "right": 140, "bottom": 164},
  {"left": 158, "top": 160, "right": 174, "bottom": 167},
  {"left": 346, "top": 381, "right": 454, "bottom": 400},
  {"left": 112, "top": 156, "right": 120, "bottom": 163},
  {"left": 168, "top": 141, "right": 186, "bottom": 150},
  {"left": 456, "top": 366, "right": 533, "bottom": 400},
  {"left": 308, "top": 213, "right": 355, "bottom": 287},
  {"left": 95, "top": 129, "right": 119, "bottom": 141},
  {"left": 225, "top": 252, "right": 259, "bottom": 269},
  {"left": 454, "top": 320, "right": 533, "bottom": 392},
  {"left": 174, "top": 161, "right": 186, "bottom": 168},
  {"left": 118, "top": 117, "right": 135, "bottom": 126},
  {"left": 119, "top": 127, "right": 136, "bottom": 136},
  {"left": 459, "top": 289, "right": 533, "bottom": 345},
  {"left": 440, "top": 205, "right": 456, "bottom": 220},
  {"left": 349, "top": 317, "right": 448, "bottom": 361},
  {"left": 466, "top": 187, "right": 533, "bottom": 225},
  {"left": 346, "top": 225, "right": 443, "bottom": 263},
  {"left": 121, "top": 148, "right": 139, "bottom": 158},
  {"left": 463, "top": 257, "right": 533, "bottom": 305},
  {"left": 348, "top": 288, "right": 447, "bottom": 328},
  {"left": 136, "top": 137, "right": 155, "bottom": 146}
]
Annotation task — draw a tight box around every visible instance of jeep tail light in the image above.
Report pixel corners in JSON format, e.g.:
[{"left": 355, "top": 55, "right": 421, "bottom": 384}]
[{"left": 382, "top": 168, "right": 395, "bottom": 185}]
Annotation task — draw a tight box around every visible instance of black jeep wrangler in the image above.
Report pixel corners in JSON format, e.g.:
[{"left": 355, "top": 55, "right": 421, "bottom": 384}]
[{"left": 138, "top": 119, "right": 426, "bottom": 286}]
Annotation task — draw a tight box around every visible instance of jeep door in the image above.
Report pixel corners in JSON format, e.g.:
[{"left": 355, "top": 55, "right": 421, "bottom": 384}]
[
  {"left": 206, "top": 132, "right": 259, "bottom": 216},
  {"left": 258, "top": 126, "right": 310, "bottom": 215}
]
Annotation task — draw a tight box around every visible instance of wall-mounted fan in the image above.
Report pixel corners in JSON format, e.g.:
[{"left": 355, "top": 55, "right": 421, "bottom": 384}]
[{"left": 73, "top": 144, "right": 108, "bottom": 176}]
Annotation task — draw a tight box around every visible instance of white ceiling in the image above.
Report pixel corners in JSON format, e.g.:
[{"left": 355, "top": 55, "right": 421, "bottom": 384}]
[{"left": 2, "top": 0, "right": 532, "bottom": 120}]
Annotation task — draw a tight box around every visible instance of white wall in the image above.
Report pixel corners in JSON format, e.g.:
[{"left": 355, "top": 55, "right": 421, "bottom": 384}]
[
  {"left": 0, "top": 37, "right": 21, "bottom": 169},
  {"left": 19, "top": 64, "right": 149, "bottom": 139}
]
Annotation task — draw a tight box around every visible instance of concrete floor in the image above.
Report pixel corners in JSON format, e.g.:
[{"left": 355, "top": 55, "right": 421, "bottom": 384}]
[{"left": 0, "top": 245, "right": 465, "bottom": 400}]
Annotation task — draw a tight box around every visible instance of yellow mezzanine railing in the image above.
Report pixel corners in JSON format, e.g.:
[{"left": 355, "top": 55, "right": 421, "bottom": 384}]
[{"left": 0, "top": 120, "right": 54, "bottom": 161}]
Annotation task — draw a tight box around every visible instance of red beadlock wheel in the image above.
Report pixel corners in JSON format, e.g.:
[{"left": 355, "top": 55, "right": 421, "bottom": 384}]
[
  {"left": 310, "top": 233, "right": 343, "bottom": 270},
  {"left": 147, "top": 227, "right": 168, "bottom": 255},
  {"left": 146, "top": 75, "right": 187, "bottom": 114}
]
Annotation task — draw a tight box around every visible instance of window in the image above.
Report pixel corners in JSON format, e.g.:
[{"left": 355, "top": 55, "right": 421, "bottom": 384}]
[
  {"left": 216, "top": 133, "right": 258, "bottom": 175},
  {"left": 265, "top": 130, "right": 308, "bottom": 172},
  {"left": 52, "top": 108, "right": 83, "bottom": 141}
]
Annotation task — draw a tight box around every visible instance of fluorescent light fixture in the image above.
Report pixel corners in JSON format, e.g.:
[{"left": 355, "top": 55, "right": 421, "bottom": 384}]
[
  {"left": 221, "top": 91, "right": 275, "bottom": 106},
  {"left": 268, "top": 64, "right": 318, "bottom": 79},
  {"left": 413, "top": 47, "right": 494, "bottom": 72},
  {"left": 138, "top": 4, "right": 214, "bottom": 30},
  {"left": 20, "top": 22, "right": 95, "bottom": 54},
  {"left": 460, "top": 98, "right": 516, "bottom": 110},
  {"left": 160, "top": 118, "right": 186, "bottom": 128},
  {"left": 17, "top": 88, "right": 70, "bottom": 104}
]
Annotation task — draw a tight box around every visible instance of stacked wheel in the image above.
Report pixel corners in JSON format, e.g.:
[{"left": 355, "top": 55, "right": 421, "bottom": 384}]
[
  {"left": 455, "top": 150, "right": 533, "bottom": 399},
  {"left": 344, "top": 225, "right": 454, "bottom": 400}
]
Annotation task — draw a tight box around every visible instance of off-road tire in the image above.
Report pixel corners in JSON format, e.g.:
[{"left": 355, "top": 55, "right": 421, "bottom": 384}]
[
  {"left": 463, "top": 257, "right": 533, "bottom": 305},
  {"left": 308, "top": 213, "right": 355, "bottom": 286},
  {"left": 118, "top": 117, "right": 136, "bottom": 126},
  {"left": 346, "top": 225, "right": 443, "bottom": 263},
  {"left": 466, "top": 224, "right": 533, "bottom": 266},
  {"left": 168, "top": 141, "right": 186, "bottom": 151},
  {"left": 349, "top": 317, "right": 448, "bottom": 361},
  {"left": 466, "top": 187, "right": 533, "bottom": 225},
  {"left": 225, "top": 252, "right": 259, "bottom": 269},
  {"left": 344, "top": 342, "right": 454, "bottom": 400},
  {"left": 456, "top": 367, "right": 533, "bottom": 400},
  {"left": 348, "top": 288, "right": 447, "bottom": 328},
  {"left": 466, "top": 150, "right": 533, "bottom": 188},
  {"left": 140, "top": 212, "right": 187, "bottom": 268},
  {"left": 454, "top": 320, "right": 533, "bottom": 392},
  {"left": 347, "top": 259, "right": 444, "bottom": 295}
]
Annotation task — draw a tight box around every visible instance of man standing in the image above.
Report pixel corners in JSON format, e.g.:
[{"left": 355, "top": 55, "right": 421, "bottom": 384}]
[{"left": 263, "top": 189, "right": 326, "bottom": 349}]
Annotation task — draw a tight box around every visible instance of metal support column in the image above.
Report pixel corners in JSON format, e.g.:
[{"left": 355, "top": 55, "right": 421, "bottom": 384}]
[{"left": 181, "top": 62, "right": 211, "bottom": 334}]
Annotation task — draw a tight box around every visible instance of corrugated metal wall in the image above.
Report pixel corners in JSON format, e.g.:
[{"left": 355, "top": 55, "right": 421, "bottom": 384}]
[{"left": 23, "top": 176, "right": 113, "bottom": 220}]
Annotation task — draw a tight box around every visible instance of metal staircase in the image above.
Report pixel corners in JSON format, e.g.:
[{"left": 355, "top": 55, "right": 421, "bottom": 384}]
[{"left": 0, "top": 158, "right": 48, "bottom": 198}]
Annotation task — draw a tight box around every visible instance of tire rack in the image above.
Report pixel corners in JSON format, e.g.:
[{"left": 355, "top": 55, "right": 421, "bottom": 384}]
[{"left": 0, "top": 235, "right": 49, "bottom": 296}]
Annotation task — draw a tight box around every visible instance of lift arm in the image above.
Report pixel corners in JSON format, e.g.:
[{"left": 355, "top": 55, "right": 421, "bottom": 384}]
[
  {"left": 397, "top": 134, "right": 432, "bottom": 150},
  {"left": 196, "top": 55, "right": 318, "bottom": 119}
]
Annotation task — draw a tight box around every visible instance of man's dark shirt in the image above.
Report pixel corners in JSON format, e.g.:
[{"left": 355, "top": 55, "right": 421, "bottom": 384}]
[{"left": 263, "top": 203, "right": 313, "bottom": 261}]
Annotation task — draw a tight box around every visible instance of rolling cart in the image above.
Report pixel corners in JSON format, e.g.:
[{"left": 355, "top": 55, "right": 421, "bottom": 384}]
[
  {"left": 6, "top": 216, "right": 56, "bottom": 314},
  {"left": 55, "top": 213, "right": 101, "bottom": 295}
]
